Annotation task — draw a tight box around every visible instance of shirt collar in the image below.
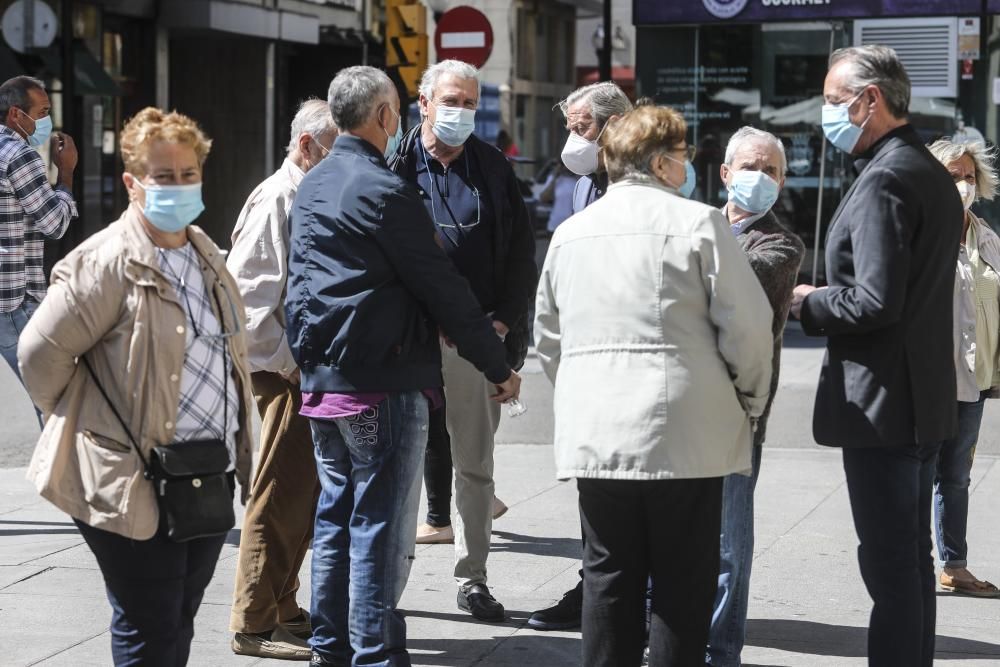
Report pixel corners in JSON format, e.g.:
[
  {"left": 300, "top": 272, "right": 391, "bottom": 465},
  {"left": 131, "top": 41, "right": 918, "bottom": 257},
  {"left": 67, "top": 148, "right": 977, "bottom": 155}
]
[
  {"left": 721, "top": 203, "right": 767, "bottom": 235},
  {"left": 282, "top": 158, "right": 305, "bottom": 188}
]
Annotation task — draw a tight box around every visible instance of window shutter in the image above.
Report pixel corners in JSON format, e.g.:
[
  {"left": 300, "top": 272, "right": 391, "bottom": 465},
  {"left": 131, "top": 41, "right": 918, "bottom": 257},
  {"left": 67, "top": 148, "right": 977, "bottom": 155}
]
[{"left": 853, "top": 17, "right": 957, "bottom": 98}]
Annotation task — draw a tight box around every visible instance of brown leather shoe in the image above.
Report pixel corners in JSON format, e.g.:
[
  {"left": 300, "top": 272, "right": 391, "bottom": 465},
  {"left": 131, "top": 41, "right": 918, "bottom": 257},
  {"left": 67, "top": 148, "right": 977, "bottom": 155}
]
[
  {"left": 416, "top": 522, "right": 454, "bottom": 544},
  {"left": 940, "top": 571, "right": 1000, "bottom": 597}
]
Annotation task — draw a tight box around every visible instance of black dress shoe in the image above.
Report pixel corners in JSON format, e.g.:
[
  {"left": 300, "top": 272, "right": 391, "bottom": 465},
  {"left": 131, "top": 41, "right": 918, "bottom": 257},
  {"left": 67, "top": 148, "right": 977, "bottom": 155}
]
[
  {"left": 310, "top": 652, "right": 348, "bottom": 667},
  {"left": 457, "top": 583, "right": 506, "bottom": 622},
  {"left": 527, "top": 580, "right": 582, "bottom": 630}
]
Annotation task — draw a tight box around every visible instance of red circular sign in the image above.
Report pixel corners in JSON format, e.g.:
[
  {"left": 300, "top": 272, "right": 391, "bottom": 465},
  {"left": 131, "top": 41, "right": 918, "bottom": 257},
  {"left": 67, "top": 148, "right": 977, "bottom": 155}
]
[{"left": 434, "top": 6, "right": 494, "bottom": 69}]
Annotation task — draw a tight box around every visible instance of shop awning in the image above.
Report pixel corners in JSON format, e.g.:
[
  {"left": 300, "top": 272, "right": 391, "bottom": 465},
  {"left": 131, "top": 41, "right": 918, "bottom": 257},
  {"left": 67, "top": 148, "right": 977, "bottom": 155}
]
[{"left": 37, "top": 42, "right": 122, "bottom": 96}]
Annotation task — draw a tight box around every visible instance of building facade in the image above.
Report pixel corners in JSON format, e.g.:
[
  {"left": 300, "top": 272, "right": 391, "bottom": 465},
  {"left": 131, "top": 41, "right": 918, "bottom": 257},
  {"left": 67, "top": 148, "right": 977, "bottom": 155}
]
[
  {"left": 0, "top": 0, "right": 371, "bottom": 256},
  {"left": 635, "top": 0, "right": 999, "bottom": 282}
]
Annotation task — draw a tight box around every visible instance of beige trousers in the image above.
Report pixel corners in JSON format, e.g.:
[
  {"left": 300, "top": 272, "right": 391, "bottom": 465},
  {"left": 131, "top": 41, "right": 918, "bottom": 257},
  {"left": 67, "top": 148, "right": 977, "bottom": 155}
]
[{"left": 441, "top": 343, "right": 502, "bottom": 589}]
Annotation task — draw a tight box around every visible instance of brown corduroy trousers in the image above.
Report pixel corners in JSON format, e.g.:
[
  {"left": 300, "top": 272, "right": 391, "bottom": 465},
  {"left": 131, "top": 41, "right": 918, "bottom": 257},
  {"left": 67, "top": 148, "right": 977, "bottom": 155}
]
[{"left": 230, "top": 371, "right": 320, "bottom": 633}]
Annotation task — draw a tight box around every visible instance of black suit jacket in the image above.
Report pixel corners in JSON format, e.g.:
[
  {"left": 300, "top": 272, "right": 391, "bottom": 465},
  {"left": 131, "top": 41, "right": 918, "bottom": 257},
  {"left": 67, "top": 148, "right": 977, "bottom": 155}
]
[{"left": 801, "top": 125, "right": 961, "bottom": 447}]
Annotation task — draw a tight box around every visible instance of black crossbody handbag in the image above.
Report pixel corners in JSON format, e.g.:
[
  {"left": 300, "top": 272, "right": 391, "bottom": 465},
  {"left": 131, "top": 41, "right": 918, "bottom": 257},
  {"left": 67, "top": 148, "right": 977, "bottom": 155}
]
[{"left": 82, "top": 353, "right": 235, "bottom": 543}]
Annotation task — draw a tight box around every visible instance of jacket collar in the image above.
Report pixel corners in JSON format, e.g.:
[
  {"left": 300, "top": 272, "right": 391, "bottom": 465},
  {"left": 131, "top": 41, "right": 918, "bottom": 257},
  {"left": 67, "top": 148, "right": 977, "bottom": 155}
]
[
  {"left": 333, "top": 134, "right": 388, "bottom": 166},
  {"left": 608, "top": 176, "right": 679, "bottom": 197},
  {"left": 119, "top": 205, "right": 227, "bottom": 289},
  {"left": 853, "top": 123, "right": 916, "bottom": 174}
]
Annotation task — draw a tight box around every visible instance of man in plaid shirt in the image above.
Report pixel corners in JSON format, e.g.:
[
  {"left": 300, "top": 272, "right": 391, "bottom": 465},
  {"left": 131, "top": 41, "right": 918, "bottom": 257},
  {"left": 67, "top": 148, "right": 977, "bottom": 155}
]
[{"left": 0, "top": 76, "right": 78, "bottom": 417}]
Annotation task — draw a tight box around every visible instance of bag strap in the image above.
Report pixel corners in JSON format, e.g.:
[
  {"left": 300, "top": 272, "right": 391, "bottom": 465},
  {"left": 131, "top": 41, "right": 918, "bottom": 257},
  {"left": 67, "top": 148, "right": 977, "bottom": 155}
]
[{"left": 80, "top": 356, "right": 153, "bottom": 480}]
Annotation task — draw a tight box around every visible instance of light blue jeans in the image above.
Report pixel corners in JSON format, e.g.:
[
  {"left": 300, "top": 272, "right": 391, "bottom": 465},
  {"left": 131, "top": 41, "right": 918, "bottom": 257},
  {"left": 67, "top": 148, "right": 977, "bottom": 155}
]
[
  {"left": 707, "top": 443, "right": 763, "bottom": 667},
  {"left": 0, "top": 298, "right": 42, "bottom": 426},
  {"left": 308, "top": 391, "right": 428, "bottom": 667}
]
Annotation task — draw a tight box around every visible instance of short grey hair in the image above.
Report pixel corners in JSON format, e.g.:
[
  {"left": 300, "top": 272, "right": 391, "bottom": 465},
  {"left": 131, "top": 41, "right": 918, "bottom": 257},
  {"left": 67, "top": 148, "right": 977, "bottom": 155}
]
[
  {"left": 0, "top": 76, "right": 46, "bottom": 119},
  {"left": 327, "top": 66, "right": 395, "bottom": 131},
  {"left": 724, "top": 126, "right": 787, "bottom": 175},
  {"left": 287, "top": 99, "right": 337, "bottom": 154},
  {"left": 928, "top": 138, "right": 999, "bottom": 201},
  {"left": 418, "top": 59, "right": 481, "bottom": 102},
  {"left": 829, "top": 45, "right": 910, "bottom": 119},
  {"left": 559, "top": 81, "right": 633, "bottom": 128}
]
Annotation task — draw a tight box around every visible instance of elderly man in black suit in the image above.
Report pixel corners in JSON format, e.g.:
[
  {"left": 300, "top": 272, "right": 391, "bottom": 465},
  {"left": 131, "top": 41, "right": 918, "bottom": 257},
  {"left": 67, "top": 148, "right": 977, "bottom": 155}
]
[{"left": 791, "top": 46, "right": 962, "bottom": 666}]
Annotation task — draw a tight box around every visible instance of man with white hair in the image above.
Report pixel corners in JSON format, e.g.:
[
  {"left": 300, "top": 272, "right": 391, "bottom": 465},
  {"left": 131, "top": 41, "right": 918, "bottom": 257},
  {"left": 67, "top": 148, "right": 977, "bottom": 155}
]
[
  {"left": 708, "top": 126, "right": 804, "bottom": 666},
  {"left": 526, "top": 81, "right": 633, "bottom": 633},
  {"left": 558, "top": 81, "right": 633, "bottom": 213},
  {"left": 389, "top": 59, "right": 537, "bottom": 622},
  {"left": 227, "top": 98, "right": 337, "bottom": 660},
  {"left": 287, "top": 66, "right": 520, "bottom": 666}
]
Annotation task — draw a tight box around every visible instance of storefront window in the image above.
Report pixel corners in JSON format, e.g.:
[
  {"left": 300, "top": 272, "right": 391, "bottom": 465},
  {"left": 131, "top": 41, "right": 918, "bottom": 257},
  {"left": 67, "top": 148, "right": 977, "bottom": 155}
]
[{"left": 637, "top": 20, "right": 978, "bottom": 282}]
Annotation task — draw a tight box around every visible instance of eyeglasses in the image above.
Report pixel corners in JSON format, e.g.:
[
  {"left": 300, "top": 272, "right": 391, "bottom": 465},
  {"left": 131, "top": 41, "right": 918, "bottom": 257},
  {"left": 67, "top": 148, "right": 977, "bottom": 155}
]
[
  {"left": 420, "top": 142, "right": 481, "bottom": 230},
  {"left": 429, "top": 185, "right": 481, "bottom": 230},
  {"left": 672, "top": 145, "right": 696, "bottom": 161}
]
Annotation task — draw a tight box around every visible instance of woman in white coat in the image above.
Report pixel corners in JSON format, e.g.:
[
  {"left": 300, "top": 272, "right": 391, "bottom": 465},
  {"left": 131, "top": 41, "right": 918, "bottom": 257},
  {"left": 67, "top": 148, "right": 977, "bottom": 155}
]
[
  {"left": 927, "top": 138, "right": 1000, "bottom": 598},
  {"left": 534, "top": 105, "right": 774, "bottom": 667}
]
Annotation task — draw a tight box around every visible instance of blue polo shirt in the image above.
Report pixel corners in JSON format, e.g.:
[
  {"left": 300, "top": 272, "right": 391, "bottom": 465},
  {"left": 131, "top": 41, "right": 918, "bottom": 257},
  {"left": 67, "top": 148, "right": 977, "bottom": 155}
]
[{"left": 407, "top": 141, "right": 497, "bottom": 311}]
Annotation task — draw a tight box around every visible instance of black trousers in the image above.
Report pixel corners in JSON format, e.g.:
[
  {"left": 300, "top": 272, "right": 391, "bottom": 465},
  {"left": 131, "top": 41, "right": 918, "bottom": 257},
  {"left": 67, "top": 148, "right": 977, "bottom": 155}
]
[
  {"left": 75, "top": 519, "right": 227, "bottom": 666},
  {"left": 578, "top": 476, "right": 723, "bottom": 667},
  {"left": 842, "top": 441, "right": 941, "bottom": 667},
  {"left": 423, "top": 404, "right": 453, "bottom": 527}
]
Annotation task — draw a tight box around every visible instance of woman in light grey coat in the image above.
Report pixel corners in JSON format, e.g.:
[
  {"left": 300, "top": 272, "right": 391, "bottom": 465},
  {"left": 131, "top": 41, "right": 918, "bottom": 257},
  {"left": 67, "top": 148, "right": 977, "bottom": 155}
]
[{"left": 534, "top": 104, "right": 773, "bottom": 667}]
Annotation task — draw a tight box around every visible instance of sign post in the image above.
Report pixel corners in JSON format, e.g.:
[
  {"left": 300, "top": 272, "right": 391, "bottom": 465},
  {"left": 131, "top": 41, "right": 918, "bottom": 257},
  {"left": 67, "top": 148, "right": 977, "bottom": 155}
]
[{"left": 434, "top": 6, "right": 494, "bottom": 68}]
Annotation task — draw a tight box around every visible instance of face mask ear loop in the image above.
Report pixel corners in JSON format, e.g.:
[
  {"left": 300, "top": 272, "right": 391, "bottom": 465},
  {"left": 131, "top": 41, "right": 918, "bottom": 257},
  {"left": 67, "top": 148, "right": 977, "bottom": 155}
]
[
  {"left": 660, "top": 153, "right": 688, "bottom": 190},
  {"left": 848, "top": 90, "right": 876, "bottom": 132}
]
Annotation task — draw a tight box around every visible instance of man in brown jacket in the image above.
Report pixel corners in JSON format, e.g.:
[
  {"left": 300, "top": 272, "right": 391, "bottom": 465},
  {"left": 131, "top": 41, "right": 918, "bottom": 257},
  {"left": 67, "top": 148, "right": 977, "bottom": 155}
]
[{"left": 707, "top": 126, "right": 805, "bottom": 666}]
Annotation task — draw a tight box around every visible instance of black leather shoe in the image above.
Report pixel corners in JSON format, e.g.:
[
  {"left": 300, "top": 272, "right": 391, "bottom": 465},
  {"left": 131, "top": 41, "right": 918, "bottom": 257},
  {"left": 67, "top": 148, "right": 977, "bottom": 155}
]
[
  {"left": 310, "top": 652, "right": 348, "bottom": 667},
  {"left": 457, "top": 583, "right": 506, "bottom": 622},
  {"left": 527, "top": 580, "right": 582, "bottom": 630}
]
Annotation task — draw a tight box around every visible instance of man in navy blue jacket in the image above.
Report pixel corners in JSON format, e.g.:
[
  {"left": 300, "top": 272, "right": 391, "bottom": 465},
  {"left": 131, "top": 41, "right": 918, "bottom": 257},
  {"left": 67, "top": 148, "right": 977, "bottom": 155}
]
[{"left": 285, "top": 65, "right": 520, "bottom": 667}]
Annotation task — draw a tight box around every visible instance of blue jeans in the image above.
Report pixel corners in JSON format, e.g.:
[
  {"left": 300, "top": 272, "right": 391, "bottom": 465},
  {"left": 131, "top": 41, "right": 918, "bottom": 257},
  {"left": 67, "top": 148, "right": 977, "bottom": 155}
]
[
  {"left": 0, "top": 298, "right": 42, "bottom": 426},
  {"left": 934, "top": 395, "right": 987, "bottom": 568},
  {"left": 309, "top": 391, "right": 428, "bottom": 667},
  {"left": 74, "top": 518, "right": 227, "bottom": 666},
  {"left": 707, "top": 443, "right": 763, "bottom": 667}
]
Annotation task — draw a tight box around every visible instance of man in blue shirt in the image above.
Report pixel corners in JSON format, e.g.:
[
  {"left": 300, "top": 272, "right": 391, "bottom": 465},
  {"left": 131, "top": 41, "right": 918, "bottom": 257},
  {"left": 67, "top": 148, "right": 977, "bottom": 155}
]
[{"left": 390, "top": 60, "right": 537, "bottom": 623}]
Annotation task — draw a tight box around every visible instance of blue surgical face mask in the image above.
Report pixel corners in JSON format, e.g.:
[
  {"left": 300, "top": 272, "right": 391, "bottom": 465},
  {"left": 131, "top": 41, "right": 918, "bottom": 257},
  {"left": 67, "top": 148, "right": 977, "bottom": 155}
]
[
  {"left": 727, "top": 170, "right": 780, "bottom": 214},
  {"left": 821, "top": 92, "right": 871, "bottom": 154},
  {"left": 431, "top": 104, "right": 476, "bottom": 147},
  {"left": 135, "top": 181, "right": 205, "bottom": 233},
  {"left": 664, "top": 155, "right": 697, "bottom": 198},
  {"left": 381, "top": 105, "right": 402, "bottom": 160},
  {"left": 16, "top": 110, "right": 52, "bottom": 147}
]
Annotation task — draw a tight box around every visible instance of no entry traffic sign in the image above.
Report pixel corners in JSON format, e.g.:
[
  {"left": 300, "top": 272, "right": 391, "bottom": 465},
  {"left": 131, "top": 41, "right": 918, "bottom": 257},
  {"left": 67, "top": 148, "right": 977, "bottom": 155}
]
[{"left": 434, "top": 6, "right": 493, "bottom": 69}]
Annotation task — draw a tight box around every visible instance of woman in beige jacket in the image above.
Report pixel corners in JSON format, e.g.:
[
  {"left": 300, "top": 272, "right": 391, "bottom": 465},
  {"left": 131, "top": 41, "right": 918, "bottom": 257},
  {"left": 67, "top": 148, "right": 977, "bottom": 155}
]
[
  {"left": 534, "top": 105, "right": 773, "bottom": 667},
  {"left": 17, "top": 108, "right": 253, "bottom": 665},
  {"left": 928, "top": 138, "right": 1000, "bottom": 598}
]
